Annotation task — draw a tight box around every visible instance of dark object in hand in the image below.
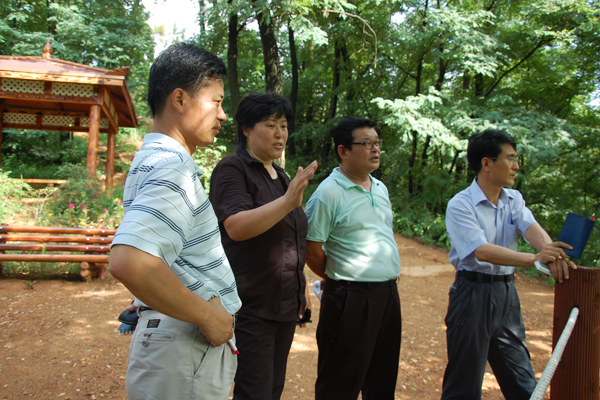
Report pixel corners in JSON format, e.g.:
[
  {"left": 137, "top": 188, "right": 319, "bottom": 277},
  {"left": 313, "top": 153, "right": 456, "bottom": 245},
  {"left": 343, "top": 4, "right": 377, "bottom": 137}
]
[
  {"left": 117, "top": 309, "right": 138, "bottom": 335},
  {"left": 297, "top": 308, "right": 312, "bottom": 324}
]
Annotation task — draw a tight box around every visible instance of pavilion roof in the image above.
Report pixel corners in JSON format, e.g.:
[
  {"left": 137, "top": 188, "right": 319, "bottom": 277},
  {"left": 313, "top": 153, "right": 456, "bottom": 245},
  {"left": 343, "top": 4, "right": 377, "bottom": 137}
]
[{"left": 0, "top": 42, "right": 138, "bottom": 130}]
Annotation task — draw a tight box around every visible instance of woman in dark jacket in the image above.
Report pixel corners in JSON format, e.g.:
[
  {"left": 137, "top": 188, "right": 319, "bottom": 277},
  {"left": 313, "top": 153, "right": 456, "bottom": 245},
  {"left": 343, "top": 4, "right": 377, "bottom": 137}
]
[{"left": 209, "top": 92, "right": 317, "bottom": 400}]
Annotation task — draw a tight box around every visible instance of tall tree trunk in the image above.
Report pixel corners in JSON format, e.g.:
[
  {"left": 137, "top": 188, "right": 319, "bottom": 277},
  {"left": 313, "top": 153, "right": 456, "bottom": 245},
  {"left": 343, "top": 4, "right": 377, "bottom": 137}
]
[
  {"left": 415, "top": 54, "right": 424, "bottom": 96},
  {"left": 46, "top": 0, "right": 57, "bottom": 35},
  {"left": 340, "top": 41, "right": 354, "bottom": 105},
  {"left": 462, "top": 72, "right": 470, "bottom": 90},
  {"left": 227, "top": 1, "right": 241, "bottom": 117},
  {"left": 435, "top": 52, "right": 446, "bottom": 92},
  {"left": 288, "top": 25, "right": 298, "bottom": 156},
  {"left": 321, "top": 43, "right": 342, "bottom": 164},
  {"left": 199, "top": 0, "right": 206, "bottom": 38},
  {"left": 474, "top": 73, "right": 484, "bottom": 97},
  {"left": 408, "top": 131, "right": 418, "bottom": 194},
  {"left": 256, "top": 10, "right": 282, "bottom": 94}
]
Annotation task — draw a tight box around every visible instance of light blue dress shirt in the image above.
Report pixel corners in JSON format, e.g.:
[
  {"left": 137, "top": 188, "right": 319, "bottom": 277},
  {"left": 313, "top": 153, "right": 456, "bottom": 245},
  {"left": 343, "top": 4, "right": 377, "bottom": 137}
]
[{"left": 446, "top": 178, "right": 537, "bottom": 275}]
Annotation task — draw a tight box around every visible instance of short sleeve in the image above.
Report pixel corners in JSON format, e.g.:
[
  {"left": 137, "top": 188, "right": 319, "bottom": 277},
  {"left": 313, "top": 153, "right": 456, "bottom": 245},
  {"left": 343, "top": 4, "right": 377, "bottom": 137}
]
[
  {"left": 508, "top": 190, "right": 537, "bottom": 235},
  {"left": 445, "top": 197, "right": 489, "bottom": 261},
  {"left": 305, "top": 187, "right": 335, "bottom": 243},
  {"left": 209, "top": 157, "right": 255, "bottom": 224},
  {"left": 112, "top": 159, "right": 197, "bottom": 267}
]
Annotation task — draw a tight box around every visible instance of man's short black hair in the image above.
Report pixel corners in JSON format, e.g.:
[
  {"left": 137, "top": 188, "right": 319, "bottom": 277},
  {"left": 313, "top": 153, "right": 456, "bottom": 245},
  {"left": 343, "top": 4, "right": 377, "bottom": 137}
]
[
  {"left": 467, "top": 129, "right": 517, "bottom": 175},
  {"left": 147, "top": 42, "right": 227, "bottom": 117},
  {"left": 235, "top": 92, "right": 294, "bottom": 149},
  {"left": 332, "top": 116, "right": 377, "bottom": 162}
]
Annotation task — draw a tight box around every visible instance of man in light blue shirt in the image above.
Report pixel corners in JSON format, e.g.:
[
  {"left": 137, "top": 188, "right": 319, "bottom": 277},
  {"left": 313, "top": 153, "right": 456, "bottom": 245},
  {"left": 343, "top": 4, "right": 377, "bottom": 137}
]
[
  {"left": 441, "top": 129, "right": 576, "bottom": 400},
  {"left": 305, "top": 116, "right": 401, "bottom": 400}
]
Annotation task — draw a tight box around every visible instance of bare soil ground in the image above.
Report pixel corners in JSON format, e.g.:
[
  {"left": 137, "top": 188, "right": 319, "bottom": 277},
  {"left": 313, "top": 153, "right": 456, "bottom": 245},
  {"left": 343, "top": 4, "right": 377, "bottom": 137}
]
[{"left": 0, "top": 234, "right": 554, "bottom": 400}]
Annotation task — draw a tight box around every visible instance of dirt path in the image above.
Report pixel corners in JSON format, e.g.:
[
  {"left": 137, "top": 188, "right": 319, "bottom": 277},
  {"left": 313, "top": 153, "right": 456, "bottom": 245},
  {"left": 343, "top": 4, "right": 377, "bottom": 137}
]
[{"left": 0, "top": 234, "right": 554, "bottom": 399}]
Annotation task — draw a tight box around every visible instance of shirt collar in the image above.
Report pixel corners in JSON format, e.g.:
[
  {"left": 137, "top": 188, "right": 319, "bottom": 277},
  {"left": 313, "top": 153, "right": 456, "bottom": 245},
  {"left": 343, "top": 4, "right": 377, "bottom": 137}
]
[
  {"left": 331, "top": 167, "right": 373, "bottom": 191},
  {"left": 144, "top": 132, "right": 189, "bottom": 154},
  {"left": 469, "top": 178, "right": 514, "bottom": 208}
]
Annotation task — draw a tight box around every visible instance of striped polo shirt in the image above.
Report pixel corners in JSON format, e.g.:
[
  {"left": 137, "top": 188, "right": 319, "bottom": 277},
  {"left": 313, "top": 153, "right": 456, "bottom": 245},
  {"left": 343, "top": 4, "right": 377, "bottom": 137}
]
[{"left": 112, "top": 133, "right": 241, "bottom": 315}]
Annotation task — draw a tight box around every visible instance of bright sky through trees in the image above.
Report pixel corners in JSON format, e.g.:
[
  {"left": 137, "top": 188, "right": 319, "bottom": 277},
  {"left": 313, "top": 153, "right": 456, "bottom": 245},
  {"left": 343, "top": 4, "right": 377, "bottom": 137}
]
[{"left": 142, "top": 0, "right": 199, "bottom": 56}]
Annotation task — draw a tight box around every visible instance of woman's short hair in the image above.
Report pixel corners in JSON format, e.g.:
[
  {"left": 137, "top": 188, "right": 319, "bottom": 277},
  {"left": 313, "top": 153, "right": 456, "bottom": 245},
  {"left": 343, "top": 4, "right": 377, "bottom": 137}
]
[{"left": 235, "top": 93, "right": 294, "bottom": 149}]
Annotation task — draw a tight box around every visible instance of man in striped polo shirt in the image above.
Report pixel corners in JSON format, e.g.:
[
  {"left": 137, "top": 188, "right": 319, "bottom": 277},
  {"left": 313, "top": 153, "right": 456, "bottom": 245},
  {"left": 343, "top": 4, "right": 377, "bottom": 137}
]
[{"left": 109, "top": 43, "right": 241, "bottom": 400}]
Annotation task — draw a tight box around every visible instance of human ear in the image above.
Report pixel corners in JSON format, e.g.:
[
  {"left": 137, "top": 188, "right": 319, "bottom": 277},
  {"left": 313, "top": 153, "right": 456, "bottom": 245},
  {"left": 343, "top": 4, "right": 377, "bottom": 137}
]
[
  {"left": 337, "top": 145, "right": 348, "bottom": 160},
  {"left": 481, "top": 157, "right": 492, "bottom": 171},
  {"left": 171, "top": 88, "right": 186, "bottom": 113}
]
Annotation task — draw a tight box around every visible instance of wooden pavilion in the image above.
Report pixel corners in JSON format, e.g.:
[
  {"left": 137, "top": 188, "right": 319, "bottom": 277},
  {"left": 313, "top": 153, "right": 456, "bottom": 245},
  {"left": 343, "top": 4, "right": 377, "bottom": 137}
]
[{"left": 0, "top": 41, "right": 138, "bottom": 189}]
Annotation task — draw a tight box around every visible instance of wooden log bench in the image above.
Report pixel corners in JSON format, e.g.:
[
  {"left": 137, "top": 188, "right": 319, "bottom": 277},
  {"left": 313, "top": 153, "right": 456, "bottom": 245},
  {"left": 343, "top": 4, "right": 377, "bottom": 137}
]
[
  {"left": 0, "top": 225, "right": 115, "bottom": 279},
  {"left": 14, "top": 179, "right": 68, "bottom": 188}
]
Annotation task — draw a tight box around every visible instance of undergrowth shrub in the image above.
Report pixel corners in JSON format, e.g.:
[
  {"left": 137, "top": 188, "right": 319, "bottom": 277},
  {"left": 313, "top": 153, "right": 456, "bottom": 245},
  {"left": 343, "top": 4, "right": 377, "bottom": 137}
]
[
  {"left": 0, "top": 169, "right": 33, "bottom": 222},
  {"left": 41, "top": 164, "right": 123, "bottom": 228}
]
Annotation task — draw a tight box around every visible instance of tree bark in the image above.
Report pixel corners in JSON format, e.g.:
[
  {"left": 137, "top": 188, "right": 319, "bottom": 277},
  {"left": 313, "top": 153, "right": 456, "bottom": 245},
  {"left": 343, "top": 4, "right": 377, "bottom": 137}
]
[
  {"left": 415, "top": 54, "right": 424, "bottom": 96},
  {"left": 227, "top": 2, "right": 241, "bottom": 116},
  {"left": 257, "top": 10, "right": 282, "bottom": 94},
  {"left": 321, "top": 42, "right": 342, "bottom": 164},
  {"left": 462, "top": 72, "right": 470, "bottom": 90},
  {"left": 474, "top": 73, "right": 484, "bottom": 97},
  {"left": 46, "top": 0, "right": 57, "bottom": 35},
  {"left": 288, "top": 25, "right": 298, "bottom": 156},
  {"left": 408, "top": 131, "right": 418, "bottom": 194}
]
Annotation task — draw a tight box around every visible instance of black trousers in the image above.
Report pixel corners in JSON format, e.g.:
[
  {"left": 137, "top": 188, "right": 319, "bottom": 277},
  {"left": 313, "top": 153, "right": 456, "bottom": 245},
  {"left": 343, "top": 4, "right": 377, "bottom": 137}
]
[
  {"left": 441, "top": 275, "right": 537, "bottom": 400},
  {"left": 232, "top": 314, "right": 297, "bottom": 400},
  {"left": 315, "top": 277, "right": 402, "bottom": 400}
]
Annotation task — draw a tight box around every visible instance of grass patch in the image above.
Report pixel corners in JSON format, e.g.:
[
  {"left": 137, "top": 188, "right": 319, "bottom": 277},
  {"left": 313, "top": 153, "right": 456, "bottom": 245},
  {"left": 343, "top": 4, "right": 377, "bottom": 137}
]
[{"left": 1, "top": 260, "right": 84, "bottom": 280}]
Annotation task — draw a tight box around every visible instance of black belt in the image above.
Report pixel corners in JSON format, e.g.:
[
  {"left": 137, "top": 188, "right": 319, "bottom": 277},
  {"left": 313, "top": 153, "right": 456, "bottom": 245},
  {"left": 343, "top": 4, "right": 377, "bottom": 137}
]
[
  {"left": 330, "top": 278, "right": 398, "bottom": 288},
  {"left": 138, "top": 306, "right": 238, "bottom": 328},
  {"left": 458, "top": 270, "right": 514, "bottom": 283}
]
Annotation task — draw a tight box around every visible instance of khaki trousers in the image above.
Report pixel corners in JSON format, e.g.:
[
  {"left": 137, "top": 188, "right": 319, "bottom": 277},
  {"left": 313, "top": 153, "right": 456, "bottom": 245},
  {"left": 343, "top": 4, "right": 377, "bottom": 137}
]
[{"left": 126, "top": 309, "right": 237, "bottom": 400}]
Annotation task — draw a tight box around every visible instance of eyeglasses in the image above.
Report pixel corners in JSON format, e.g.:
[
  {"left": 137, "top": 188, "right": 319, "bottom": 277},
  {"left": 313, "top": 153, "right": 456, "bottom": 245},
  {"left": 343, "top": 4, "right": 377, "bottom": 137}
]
[
  {"left": 351, "top": 139, "right": 382, "bottom": 149},
  {"left": 490, "top": 155, "right": 519, "bottom": 165}
]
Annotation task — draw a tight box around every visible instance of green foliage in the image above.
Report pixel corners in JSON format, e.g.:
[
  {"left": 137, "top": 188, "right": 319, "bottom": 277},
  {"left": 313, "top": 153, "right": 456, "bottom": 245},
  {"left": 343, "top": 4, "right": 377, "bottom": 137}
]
[
  {"left": 2, "top": 130, "right": 89, "bottom": 179},
  {"left": 1, "top": 261, "right": 82, "bottom": 279},
  {"left": 190, "top": 0, "right": 600, "bottom": 265},
  {"left": 2, "top": 0, "right": 599, "bottom": 267},
  {"left": 0, "top": 169, "right": 33, "bottom": 223},
  {"left": 393, "top": 201, "right": 450, "bottom": 249},
  {"left": 41, "top": 164, "right": 124, "bottom": 228},
  {"left": 192, "top": 142, "right": 227, "bottom": 192}
]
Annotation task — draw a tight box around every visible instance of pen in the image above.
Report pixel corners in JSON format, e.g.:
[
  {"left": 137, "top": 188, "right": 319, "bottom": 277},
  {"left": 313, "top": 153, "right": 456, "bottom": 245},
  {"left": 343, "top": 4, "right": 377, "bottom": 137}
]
[
  {"left": 592, "top": 213, "right": 595, "bottom": 221},
  {"left": 227, "top": 339, "right": 239, "bottom": 355}
]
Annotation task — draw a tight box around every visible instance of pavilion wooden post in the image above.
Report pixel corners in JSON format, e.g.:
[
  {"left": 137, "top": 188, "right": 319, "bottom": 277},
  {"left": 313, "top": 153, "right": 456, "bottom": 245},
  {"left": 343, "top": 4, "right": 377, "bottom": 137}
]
[
  {"left": 0, "top": 109, "right": 4, "bottom": 168},
  {"left": 550, "top": 266, "right": 600, "bottom": 400},
  {"left": 87, "top": 104, "right": 100, "bottom": 176},
  {"left": 106, "top": 130, "right": 116, "bottom": 190}
]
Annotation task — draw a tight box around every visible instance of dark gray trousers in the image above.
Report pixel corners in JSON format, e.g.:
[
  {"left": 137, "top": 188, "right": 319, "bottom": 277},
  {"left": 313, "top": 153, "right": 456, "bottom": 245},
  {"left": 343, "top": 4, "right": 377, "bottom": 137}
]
[{"left": 441, "top": 276, "right": 537, "bottom": 400}]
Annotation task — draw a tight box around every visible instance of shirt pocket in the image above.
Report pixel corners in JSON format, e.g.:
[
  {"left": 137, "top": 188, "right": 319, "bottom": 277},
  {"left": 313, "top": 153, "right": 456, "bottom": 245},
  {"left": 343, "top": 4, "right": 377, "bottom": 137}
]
[{"left": 503, "top": 223, "right": 519, "bottom": 251}]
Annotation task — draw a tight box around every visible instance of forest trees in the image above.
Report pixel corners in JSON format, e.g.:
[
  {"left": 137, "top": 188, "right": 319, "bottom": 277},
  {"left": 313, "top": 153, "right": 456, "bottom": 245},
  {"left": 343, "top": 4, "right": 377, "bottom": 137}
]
[
  {"left": 198, "top": 0, "right": 599, "bottom": 265},
  {"left": 1, "top": 0, "right": 598, "bottom": 264},
  {"left": 0, "top": 0, "right": 154, "bottom": 114},
  {"left": 0, "top": 0, "right": 154, "bottom": 178}
]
